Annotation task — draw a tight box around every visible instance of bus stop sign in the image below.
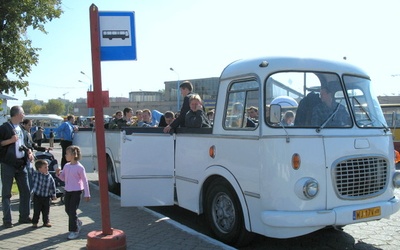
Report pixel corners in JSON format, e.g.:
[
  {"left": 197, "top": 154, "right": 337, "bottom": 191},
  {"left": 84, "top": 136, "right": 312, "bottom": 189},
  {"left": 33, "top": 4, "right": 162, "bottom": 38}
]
[{"left": 99, "top": 11, "right": 136, "bottom": 61}]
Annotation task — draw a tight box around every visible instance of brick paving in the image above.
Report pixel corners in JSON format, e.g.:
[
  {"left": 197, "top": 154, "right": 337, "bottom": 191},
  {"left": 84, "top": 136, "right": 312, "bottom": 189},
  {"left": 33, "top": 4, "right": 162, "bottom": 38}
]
[
  {"left": 0, "top": 182, "right": 232, "bottom": 250},
  {"left": 0, "top": 143, "right": 232, "bottom": 250}
]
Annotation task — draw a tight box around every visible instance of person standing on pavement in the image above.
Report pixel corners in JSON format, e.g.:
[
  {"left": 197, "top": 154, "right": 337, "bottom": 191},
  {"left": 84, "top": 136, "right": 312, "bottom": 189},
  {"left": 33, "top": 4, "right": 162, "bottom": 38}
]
[
  {"left": 31, "top": 159, "right": 57, "bottom": 228},
  {"left": 0, "top": 106, "right": 34, "bottom": 228},
  {"left": 49, "top": 129, "right": 55, "bottom": 147},
  {"left": 56, "top": 115, "right": 77, "bottom": 169},
  {"left": 34, "top": 126, "right": 45, "bottom": 147},
  {"left": 56, "top": 145, "right": 90, "bottom": 240}
]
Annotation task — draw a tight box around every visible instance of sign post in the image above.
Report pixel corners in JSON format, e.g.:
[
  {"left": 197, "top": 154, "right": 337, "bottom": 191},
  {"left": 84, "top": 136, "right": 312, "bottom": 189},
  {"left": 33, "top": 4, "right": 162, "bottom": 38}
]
[{"left": 86, "top": 4, "right": 135, "bottom": 249}]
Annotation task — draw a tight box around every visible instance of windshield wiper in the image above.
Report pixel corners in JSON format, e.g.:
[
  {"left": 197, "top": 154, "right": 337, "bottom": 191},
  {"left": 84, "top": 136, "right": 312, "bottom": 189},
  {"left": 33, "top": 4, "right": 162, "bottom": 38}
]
[
  {"left": 353, "top": 97, "right": 389, "bottom": 132},
  {"left": 316, "top": 102, "right": 342, "bottom": 133}
]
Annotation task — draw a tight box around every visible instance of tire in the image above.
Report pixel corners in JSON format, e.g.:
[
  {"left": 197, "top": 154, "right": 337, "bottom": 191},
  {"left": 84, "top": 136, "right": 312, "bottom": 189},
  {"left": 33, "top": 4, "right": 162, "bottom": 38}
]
[
  {"left": 205, "top": 178, "right": 253, "bottom": 247},
  {"left": 107, "top": 155, "right": 120, "bottom": 194}
]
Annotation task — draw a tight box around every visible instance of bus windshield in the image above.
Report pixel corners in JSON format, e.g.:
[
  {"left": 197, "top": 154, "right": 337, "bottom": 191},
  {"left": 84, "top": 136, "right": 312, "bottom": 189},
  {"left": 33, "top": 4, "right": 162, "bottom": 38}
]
[{"left": 264, "top": 72, "right": 386, "bottom": 129}]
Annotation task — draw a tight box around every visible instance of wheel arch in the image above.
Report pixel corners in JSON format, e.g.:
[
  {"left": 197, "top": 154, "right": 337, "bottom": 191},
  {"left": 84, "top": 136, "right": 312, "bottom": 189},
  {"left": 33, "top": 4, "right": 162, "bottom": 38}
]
[{"left": 200, "top": 165, "right": 252, "bottom": 232}]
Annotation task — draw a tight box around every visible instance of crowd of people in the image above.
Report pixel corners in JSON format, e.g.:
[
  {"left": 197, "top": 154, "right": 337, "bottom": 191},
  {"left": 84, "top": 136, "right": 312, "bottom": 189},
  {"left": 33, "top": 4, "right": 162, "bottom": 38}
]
[{"left": 106, "top": 81, "right": 213, "bottom": 131}]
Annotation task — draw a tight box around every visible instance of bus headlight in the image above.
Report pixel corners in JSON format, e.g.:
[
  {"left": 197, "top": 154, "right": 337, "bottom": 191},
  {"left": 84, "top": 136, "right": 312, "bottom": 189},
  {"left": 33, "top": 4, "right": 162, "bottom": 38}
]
[
  {"left": 393, "top": 172, "right": 400, "bottom": 188},
  {"left": 295, "top": 178, "right": 319, "bottom": 200}
]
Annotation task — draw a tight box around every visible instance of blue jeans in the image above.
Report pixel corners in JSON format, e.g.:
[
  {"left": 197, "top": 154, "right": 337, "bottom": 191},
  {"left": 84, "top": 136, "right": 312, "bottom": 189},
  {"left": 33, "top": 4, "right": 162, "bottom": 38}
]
[{"left": 1, "top": 163, "right": 31, "bottom": 223}]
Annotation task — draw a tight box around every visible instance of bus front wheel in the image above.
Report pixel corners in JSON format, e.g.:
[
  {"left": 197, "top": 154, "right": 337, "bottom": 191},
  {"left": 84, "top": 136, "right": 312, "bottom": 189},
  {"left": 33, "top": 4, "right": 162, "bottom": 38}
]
[{"left": 205, "top": 178, "right": 253, "bottom": 247}]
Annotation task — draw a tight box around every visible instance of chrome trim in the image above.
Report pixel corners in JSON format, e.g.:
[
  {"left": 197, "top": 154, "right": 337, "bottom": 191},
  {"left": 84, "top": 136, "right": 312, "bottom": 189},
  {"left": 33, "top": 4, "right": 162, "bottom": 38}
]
[
  {"left": 175, "top": 175, "right": 199, "bottom": 184},
  {"left": 121, "top": 175, "right": 173, "bottom": 179},
  {"left": 244, "top": 191, "right": 260, "bottom": 199}
]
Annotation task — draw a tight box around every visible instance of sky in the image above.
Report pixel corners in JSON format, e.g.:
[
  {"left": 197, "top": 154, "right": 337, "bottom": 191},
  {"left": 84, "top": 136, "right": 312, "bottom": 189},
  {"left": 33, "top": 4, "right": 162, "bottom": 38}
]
[{"left": 6, "top": 0, "right": 400, "bottom": 107}]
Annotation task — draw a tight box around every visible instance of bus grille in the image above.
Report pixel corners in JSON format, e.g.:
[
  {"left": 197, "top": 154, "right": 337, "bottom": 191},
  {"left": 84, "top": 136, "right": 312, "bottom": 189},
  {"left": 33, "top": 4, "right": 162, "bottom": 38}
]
[{"left": 334, "top": 157, "right": 388, "bottom": 199}]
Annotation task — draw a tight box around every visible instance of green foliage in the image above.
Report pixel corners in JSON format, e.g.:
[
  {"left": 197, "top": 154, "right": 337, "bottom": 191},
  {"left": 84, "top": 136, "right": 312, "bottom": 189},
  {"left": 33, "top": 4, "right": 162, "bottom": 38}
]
[
  {"left": 44, "top": 99, "right": 64, "bottom": 114},
  {"left": 23, "top": 98, "right": 65, "bottom": 115},
  {"left": 22, "top": 100, "right": 39, "bottom": 113},
  {"left": 0, "top": 0, "right": 63, "bottom": 95}
]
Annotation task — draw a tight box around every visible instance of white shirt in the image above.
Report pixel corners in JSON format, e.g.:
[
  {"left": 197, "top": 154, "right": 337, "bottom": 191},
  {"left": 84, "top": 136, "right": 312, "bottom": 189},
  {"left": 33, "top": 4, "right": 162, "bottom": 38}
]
[{"left": 13, "top": 123, "right": 25, "bottom": 159}]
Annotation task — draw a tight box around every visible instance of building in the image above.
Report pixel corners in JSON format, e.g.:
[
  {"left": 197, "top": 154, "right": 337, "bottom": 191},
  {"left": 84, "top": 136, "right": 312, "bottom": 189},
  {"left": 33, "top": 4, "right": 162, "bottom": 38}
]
[
  {"left": 73, "top": 77, "right": 219, "bottom": 116},
  {"left": 0, "top": 94, "right": 17, "bottom": 124}
]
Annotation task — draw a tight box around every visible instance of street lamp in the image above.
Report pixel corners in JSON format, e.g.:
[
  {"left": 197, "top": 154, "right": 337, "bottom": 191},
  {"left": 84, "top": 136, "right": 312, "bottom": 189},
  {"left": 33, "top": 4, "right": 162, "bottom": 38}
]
[
  {"left": 170, "top": 67, "right": 180, "bottom": 112},
  {"left": 80, "top": 71, "right": 93, "bottom": 116},
  {"left": 80, "top": 71, "right": 93, "bottom": 92},
  {"left": 78, "top": 80, "right": 90, "bottom": 91}
]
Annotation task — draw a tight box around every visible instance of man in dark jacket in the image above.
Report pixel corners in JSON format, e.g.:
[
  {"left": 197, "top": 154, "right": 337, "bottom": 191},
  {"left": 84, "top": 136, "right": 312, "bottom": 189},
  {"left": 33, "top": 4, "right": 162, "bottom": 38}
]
[
  {"left": 163, "top": 81, "right": 194, "bottom": 133},
  {"left": 0, "top": 106, "right": 33, "bottom": 228}
]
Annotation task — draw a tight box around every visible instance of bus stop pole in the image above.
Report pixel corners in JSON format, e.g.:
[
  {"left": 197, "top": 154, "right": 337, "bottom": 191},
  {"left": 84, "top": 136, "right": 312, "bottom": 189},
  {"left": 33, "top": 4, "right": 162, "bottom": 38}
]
[{"left": 86, "top": 4, "right": 126, "bottom": 249}]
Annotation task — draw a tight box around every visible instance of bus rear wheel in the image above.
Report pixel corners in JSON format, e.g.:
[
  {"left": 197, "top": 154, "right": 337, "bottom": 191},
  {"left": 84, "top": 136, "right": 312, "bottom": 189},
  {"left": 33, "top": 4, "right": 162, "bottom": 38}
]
[
  {"left": 205, "top": 178, "right": 253, "bottom": 247},
  {"left": 107, "top": 155, "right": 120, "bottom": 194}
]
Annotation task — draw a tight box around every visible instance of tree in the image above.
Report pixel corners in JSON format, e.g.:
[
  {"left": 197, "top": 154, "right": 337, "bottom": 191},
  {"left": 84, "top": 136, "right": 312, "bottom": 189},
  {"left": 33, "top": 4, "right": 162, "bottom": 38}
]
[
  {"left": 44, "top": 99, "right": 64, "bottom": 114},
  {"left": 22, "top": 100, "right": 40, "bottom": 114},
  {"left": 0, "top": 1, "right": 63, "bottom": 95}
]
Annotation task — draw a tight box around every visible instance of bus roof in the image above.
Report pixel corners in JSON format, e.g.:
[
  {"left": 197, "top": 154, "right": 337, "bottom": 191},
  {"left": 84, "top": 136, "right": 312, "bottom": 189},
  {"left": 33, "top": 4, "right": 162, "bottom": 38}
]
[{"left": 24, "top": 114, "right": 64, "bottom": 121}]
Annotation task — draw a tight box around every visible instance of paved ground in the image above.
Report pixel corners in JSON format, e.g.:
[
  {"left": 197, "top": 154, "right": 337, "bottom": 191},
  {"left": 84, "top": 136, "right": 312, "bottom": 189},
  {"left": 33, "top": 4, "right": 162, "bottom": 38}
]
[
  {"left": 0, "top": 179, "right": 233, "bottom": 249},
  {"left": 0, "top": 143, "right": 232, "bottom": 250}
]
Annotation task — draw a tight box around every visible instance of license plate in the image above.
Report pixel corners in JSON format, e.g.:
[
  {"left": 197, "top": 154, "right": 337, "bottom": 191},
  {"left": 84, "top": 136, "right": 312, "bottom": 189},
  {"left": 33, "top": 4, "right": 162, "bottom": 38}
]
[{"left": 353, "top": 206, "right": 381, "bottom": 220}]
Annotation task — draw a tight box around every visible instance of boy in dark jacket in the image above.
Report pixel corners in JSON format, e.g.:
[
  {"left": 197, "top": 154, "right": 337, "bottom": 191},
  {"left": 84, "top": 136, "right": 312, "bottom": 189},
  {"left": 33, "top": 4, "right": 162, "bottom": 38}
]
[{"left": 163, "top": 81, "right": 194, "bottom": 133}]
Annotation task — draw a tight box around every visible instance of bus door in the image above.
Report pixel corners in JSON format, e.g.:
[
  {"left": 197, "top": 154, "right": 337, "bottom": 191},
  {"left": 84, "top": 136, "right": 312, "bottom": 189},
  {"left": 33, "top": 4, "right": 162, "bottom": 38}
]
[{"left": 120, "top": 132, "right": 175, "bottom": 207}]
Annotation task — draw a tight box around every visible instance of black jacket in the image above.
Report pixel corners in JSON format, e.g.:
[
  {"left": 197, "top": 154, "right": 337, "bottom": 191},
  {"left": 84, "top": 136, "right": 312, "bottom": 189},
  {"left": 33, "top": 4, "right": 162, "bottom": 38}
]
[
  {"left": 169, "top": 93, "right": 192, "bottom": 129},
  {"left": 0, "top": 122, "right": 21, "bottom": 167},
  {"left": 185, "top": 110, "right": 212, "bottom": 128}
]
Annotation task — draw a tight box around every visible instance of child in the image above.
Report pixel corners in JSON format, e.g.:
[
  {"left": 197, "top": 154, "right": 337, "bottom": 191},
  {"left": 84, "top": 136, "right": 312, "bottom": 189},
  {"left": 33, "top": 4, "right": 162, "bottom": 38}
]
[
  {"left": 56, "top": 145, "right": 90, "bottom": 240},
  {"left": 31, "top": 159, "right": 57, "bottom": 228}
]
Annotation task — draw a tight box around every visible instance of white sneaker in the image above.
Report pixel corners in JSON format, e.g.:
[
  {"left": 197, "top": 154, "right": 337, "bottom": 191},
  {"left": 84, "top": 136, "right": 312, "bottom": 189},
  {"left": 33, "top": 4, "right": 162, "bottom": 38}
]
[
  {"left": 77, "top": 220, "right": 83, "bottom": 233},
  {"left": 68, "top": 231, "right": 79, "bottom": 240}
]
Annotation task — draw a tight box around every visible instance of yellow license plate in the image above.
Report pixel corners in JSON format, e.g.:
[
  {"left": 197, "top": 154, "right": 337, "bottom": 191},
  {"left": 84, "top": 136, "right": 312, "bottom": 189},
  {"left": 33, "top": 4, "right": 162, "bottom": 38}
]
[{"left": 353, "top": 206, "right": 381, "bottom": 220}]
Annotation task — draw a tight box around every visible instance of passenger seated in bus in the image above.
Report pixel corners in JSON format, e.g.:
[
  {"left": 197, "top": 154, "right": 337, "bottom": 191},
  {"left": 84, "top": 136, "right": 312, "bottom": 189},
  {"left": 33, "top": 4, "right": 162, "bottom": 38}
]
[
  {"left": 207, "top": 109, "right": 215, "bottom": 125},
  {"left": 281, "top": 111, "right": 295, "bottom": 126},
  {"left": 134, "top": 110, "right": 143, "bottom": 125},
  {"left": 245, "top": 106, "right": 259, "bottom": 128},
  {"left": 119, "top": 107, "right": 134, "bottom": 127},
  {"left": 137, "top": 109, "right": 156, "bottom": 127},
  {"left": 185, "top": 94, "right": 211, "bottom": 128},
  {"left": 226, "top": 102, "right": 244, "bottom": 127},
  {"left": 158, "top": 111, "right": 175, "bottom": 127},
  {"left": 247, "top": 106, "right": 259, "bottom": 123},
  {"left": 151, "top": 110, "right": 163, "bottom": 126},
  {"left": 108, "top": 110, "right": 123, "bottom": 129},
  {"left": 311, "top": 85, "right": 351, "bottom": 127}
]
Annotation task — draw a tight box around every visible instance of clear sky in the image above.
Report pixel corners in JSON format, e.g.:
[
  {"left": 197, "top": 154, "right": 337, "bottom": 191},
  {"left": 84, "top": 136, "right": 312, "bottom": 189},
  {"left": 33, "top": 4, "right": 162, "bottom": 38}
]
[{"left": 7, "top": 0, "right": 400, "bottom": 107}]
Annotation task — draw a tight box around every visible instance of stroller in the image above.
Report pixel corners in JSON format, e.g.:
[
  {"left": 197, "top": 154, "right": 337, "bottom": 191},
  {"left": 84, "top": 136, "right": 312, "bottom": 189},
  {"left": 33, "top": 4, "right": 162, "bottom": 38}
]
[{"left": 34, "top": 149, "right": 65, "bottom": 203}]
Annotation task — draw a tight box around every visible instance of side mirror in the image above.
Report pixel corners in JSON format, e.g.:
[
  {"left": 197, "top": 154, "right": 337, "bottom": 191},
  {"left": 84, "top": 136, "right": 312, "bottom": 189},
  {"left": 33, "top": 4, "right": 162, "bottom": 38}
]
[{"left": 269, "top": 104, "right": 281, "bottom": 124}]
